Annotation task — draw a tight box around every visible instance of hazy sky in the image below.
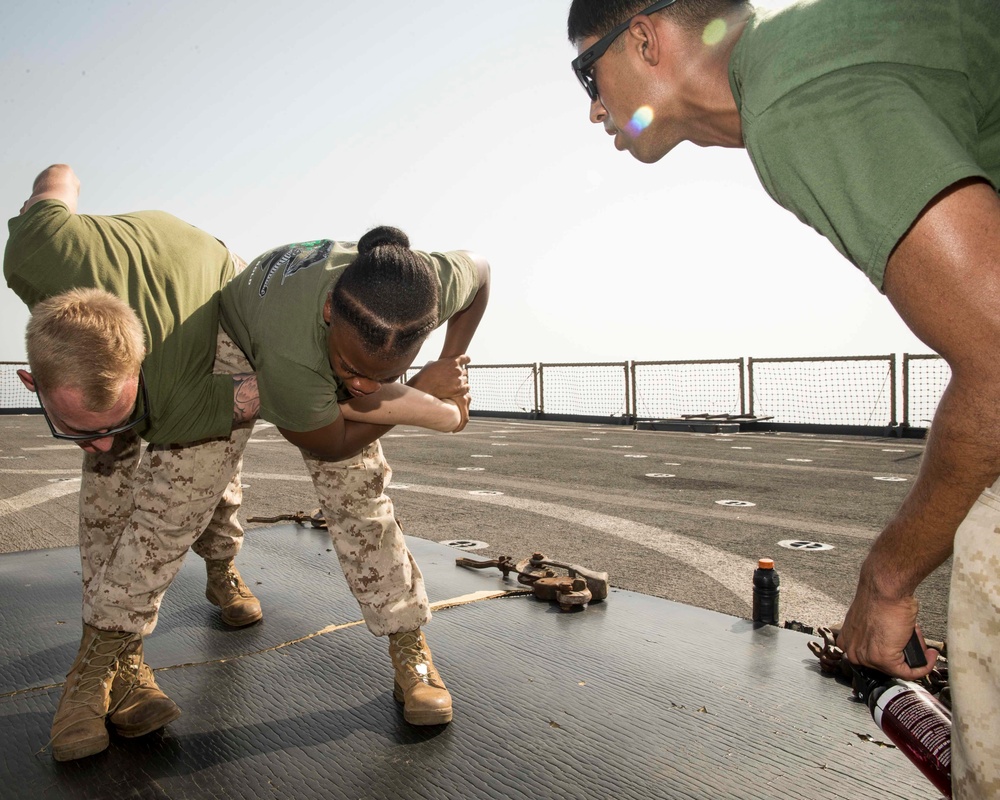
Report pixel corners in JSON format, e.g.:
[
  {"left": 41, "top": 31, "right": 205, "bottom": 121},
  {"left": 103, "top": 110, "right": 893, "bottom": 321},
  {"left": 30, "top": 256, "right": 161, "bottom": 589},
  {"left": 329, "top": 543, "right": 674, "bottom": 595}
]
[{"left": 0, "top": 0, "right": 931, "bottom": 366}]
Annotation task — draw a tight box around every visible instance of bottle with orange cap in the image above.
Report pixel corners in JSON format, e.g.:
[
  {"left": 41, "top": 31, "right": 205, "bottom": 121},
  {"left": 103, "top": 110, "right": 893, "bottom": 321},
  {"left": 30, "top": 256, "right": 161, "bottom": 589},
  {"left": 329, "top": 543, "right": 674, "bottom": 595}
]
[{"left": 752, "top": 557, "right": 780, "bottom": 626}]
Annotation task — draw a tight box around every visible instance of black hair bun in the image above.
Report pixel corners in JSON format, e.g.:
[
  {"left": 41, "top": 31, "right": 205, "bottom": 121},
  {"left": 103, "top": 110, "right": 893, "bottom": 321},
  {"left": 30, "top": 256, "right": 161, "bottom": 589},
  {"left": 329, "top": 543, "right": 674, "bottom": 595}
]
[{"left": 357, "top": 225, "right": 410, "bottom": 254}]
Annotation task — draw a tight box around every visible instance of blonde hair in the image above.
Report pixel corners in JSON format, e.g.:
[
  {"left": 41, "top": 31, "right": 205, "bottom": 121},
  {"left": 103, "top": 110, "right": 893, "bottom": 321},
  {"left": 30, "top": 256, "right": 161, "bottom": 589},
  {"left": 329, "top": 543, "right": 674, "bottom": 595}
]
[{"left": 25, "top": 289, "right": 146, "bottom": 411}]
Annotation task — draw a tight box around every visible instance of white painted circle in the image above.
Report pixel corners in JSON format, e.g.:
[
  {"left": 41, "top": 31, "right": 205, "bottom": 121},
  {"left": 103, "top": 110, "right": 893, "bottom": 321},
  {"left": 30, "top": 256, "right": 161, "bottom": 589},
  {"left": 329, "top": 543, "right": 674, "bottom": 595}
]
[
  {"left": 778, "top": 540, "right": 835, "bottom": 552},
  {"left": 439, "top": 539, "right": 489, "bottom": 551},
  {"left": 786, "top": 458, "right": 813, "bottom": 463},
  {"left": 716, "top": 500, "right": 756, "bottom": 508},
  {"left": 457, "top": 467, "right": 485, "bottom": 472},
  {"left": 624, "top": 454, "right": 648, "bottom": 459},
  {"left": 874, "top": 476, "right": 908, "bottom": 482},
  {"left": 646, "top": 473, "right": 676, "bottom": 478},
  {"left": 469, "top": 490, "right": 504, "bottom": 496}
]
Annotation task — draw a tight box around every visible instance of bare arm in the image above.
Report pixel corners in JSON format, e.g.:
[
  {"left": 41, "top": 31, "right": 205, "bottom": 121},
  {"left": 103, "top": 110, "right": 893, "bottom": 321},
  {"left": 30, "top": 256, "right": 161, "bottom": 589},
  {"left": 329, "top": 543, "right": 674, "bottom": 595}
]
[
  {"left": 278, "top": 414, "right": 392, "bottom": 461},
  {"left": 339, "top": 382, "right": 468, "bottom": 432},
  {"left": 439, "top": 252, "right": 490, "bottom": 358},
  {"left": 21, "top": 164, "right": 80, "bottom": 215},
  {"left": 838, "top": 179, "right": 1000, "bottom": 679},
  {"left": 402, "top": 252, "right": 489, "bottom": 409}
]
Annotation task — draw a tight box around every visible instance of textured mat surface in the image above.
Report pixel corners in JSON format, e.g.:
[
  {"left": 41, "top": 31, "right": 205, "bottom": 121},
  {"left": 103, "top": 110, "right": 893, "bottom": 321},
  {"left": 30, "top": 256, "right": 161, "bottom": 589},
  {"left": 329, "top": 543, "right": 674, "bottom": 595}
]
[{"left": 0, "top": 528, "right": 934, "bottom": 799}]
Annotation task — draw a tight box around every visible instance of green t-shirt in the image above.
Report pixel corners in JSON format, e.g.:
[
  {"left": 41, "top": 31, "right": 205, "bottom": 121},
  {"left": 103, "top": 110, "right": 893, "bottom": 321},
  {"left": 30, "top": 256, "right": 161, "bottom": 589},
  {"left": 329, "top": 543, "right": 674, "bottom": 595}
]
[
  {"left": 4, "top": 200, "right": 236, "bottom": 444},
  {"left": 729, "top": 0, "right": 1000, "bottom": 288},
  {"left": 220, "top": 239, "right": 479, "bottom": 432}
]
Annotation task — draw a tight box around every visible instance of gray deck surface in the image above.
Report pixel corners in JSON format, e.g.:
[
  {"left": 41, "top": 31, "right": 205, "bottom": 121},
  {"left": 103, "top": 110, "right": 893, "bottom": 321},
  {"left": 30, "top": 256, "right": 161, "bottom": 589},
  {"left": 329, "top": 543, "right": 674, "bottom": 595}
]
[{"left": 0, "top": 414, "right": 947, "bottom": 798}]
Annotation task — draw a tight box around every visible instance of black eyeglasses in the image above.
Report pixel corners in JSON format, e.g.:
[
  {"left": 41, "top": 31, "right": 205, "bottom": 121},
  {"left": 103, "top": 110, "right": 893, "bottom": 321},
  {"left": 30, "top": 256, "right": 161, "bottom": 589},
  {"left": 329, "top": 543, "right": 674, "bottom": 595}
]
[
  {"left": 37, "top": 367, "right": 150, "bottom": 442},
  {"left": 571, "top": 0, "right": 679, "bottom": 101}
]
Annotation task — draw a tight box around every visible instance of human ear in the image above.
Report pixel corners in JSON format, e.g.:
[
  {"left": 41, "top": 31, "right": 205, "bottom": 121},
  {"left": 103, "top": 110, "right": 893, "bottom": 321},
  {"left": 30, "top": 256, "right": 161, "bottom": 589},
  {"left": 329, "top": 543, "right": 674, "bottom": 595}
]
[
  {"left": 628, "top": 14, "right": 665, "bottom": 66},
  {"left": 16, "top": 369, "right": 36, "bottom": 393}
]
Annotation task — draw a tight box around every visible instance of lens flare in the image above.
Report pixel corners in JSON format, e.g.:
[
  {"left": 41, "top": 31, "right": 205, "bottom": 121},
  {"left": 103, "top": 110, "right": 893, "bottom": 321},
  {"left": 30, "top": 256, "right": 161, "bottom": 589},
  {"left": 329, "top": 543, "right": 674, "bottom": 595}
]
[
  {"left": 625, "top": 105, "right": 654, "bottom": 136},
  {"left": 702, "top": 18, "right": 728, "bottom": 45}
]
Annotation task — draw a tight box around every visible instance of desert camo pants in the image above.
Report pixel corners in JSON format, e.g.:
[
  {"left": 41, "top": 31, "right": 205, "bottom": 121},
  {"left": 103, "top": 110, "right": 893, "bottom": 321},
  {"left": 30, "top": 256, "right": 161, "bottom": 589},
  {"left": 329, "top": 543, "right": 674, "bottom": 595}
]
[
  {"left": 302, "top": 440, "right": 431, "bottom": 637},
  {"left": 950, "top": 477, "right": 1000, "bottom": 799},
  {"left": 81, "top": 326, "right": 255, "bottom": 635}
]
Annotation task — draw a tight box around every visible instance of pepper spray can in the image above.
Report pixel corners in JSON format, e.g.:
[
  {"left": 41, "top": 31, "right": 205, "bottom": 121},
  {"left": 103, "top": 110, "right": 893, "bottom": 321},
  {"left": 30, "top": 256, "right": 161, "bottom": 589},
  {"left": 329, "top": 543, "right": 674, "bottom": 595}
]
[{"left": 852, "top": 664, "right": 952, "bottom": 798}]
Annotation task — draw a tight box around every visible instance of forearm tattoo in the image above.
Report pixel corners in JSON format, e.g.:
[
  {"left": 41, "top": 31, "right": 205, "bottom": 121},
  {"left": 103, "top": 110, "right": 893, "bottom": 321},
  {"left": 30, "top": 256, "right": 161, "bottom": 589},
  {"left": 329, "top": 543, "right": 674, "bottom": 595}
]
[{"left": 233, "top": 373, "right": 260, "bottom": 424}]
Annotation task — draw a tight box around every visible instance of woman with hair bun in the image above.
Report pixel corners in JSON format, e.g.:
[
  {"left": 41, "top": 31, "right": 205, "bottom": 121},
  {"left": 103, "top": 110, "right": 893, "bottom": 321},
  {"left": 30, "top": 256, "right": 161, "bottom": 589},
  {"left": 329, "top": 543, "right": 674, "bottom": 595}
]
[{"left": 220, "top": 225, "right": 490, "bottom": 726}]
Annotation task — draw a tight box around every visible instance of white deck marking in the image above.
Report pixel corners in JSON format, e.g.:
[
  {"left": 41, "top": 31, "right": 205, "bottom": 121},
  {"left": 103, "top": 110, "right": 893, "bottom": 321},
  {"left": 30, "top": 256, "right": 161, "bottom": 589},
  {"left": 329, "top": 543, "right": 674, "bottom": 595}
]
[
  {"left": 396, "top": 482, "right": 847, "bottom": 625},
  {"left": 0, "top": 478, "right": 81, "bottom": 517}
]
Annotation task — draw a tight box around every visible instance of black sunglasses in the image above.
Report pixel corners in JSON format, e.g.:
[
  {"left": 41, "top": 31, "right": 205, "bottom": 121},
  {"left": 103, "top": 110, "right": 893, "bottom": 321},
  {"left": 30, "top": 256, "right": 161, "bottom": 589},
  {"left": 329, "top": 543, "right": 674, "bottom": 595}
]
[
  {"left": 37, "top": 367, "right": 150, "bottom": 442},
  {"left": 571, "top": 0, "right": 679, "bottom": 101}
]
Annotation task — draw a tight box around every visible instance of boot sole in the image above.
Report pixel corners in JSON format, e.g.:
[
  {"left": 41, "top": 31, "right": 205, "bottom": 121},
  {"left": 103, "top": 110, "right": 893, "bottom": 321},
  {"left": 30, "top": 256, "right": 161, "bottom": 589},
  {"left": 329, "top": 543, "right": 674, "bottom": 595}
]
[
  {"left": 403, "top": 707, "right": 453, "bottom": 726},
  {"left": 393, "top": 685, "right": 453, "bottom": 726},
  {"left": 220, "top": 609, "right": 263, "bottom": 628},
  {"left": 113, "top": 705, "right": 182, "bottom": 738},
  {"left": 52, "top": 732, "right": 109, "bottom": 762}
]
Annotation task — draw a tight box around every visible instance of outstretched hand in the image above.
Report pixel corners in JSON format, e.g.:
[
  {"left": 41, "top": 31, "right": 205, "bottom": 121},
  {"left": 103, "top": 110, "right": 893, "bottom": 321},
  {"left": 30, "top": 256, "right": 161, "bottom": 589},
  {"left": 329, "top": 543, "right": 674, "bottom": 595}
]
[{"left": 407, "top": 354, "right": 471, "bottom": 400}]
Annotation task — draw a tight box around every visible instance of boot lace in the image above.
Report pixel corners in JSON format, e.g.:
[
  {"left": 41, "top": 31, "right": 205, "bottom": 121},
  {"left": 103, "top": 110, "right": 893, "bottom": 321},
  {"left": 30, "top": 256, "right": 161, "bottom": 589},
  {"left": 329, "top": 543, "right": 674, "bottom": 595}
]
[
  {"left": 46, "top": 630, "right": 136, "bottom": 749},
  {"left": 392, "top": 631, "right": 439, "bottom": 687},
  {"left": 211, "top": 562, "right": 254, "bottom": 601}
]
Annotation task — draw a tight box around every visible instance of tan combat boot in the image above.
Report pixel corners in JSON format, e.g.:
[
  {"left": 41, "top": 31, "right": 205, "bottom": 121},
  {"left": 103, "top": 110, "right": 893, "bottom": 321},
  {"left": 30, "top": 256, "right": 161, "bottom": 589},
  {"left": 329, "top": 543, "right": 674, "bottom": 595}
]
[
  {"left": 49, "top": 624, "right": 135, "bottom": 761},
  {"left": 205, "top": 558, "right": 263, "bottom": 627},
  {"left": 388, "top": 628, "right": 453, "bottom": 725},
  {"left": 108, "top": 636, "right": 181, "bottom": 737}
]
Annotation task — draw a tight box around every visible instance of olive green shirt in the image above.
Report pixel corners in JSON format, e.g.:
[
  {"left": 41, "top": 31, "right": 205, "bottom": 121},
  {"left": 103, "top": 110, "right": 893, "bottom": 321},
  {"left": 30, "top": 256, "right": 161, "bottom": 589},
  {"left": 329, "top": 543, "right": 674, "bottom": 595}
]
[
  {"left": 4, "top": 200, "right": 235, "bottom": 443},
  {"left": 729, "top": 0, "right": 1000, "bottom": 288},
  {"left": 220, "top": 239, "right": 478, "bottom": 432}
]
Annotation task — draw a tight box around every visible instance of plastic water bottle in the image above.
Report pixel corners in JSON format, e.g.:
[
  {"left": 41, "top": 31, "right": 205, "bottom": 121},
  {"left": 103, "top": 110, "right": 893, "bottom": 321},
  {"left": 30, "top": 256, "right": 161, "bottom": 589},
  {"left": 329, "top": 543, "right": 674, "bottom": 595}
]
[
  {"left": 852, "top": 665, "right": 952, "bottom": 797},
  {"left": 752, "top": 557, "right": 780, "bottom": 625}
]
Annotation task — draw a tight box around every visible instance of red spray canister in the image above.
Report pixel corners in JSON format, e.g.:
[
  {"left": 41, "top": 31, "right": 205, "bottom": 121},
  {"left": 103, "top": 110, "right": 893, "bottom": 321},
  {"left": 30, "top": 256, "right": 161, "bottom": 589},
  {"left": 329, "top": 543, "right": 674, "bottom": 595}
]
[{"left": 852, "top": 664, "right": 952, "bottom": 798}]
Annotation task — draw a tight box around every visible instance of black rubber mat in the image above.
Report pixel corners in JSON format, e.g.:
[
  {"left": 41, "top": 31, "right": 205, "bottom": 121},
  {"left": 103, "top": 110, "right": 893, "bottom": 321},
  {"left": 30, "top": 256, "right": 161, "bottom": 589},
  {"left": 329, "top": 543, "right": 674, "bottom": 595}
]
[{"left": 0, "top": 527, "right": 934, "bottom": 799}]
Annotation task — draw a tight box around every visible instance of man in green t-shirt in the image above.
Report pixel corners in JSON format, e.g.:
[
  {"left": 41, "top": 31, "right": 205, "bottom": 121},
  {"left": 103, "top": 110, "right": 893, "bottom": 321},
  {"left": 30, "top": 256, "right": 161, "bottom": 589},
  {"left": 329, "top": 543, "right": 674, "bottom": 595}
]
[
  {"left": 4, "top": 164, "right": 263, "bottom": 762},
  {"left": 567, "top": 1, "right": 1000, "bottom": 794}
]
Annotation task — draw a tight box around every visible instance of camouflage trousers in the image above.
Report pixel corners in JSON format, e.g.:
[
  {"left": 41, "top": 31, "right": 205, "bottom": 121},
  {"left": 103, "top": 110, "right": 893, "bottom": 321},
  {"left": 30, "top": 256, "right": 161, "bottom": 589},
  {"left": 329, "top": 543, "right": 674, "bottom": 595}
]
[
  {"left": 302, "top": 440, "right": 431, "bottom": 637},
  {"left": 81, "top": 326, "right": 255, "bottom": 635},
  {"left": 949, "top": 476, "right": 1000, "bottom": 799}
]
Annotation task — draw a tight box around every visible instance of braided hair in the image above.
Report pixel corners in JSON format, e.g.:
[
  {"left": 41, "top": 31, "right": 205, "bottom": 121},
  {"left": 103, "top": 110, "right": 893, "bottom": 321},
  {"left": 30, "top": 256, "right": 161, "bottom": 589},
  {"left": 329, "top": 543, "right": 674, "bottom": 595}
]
[{"left": 331, "top": 226, "right": 439, "bottom": 359}]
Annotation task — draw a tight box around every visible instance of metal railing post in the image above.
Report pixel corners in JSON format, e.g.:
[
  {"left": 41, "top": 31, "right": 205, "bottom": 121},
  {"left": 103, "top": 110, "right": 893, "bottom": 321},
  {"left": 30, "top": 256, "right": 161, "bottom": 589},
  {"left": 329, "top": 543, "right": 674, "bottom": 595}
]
[
  {"left": 902, "top": 353, "right": 911, "bottom": 427},
  {"left": 537, "top": 363, "right": 544, "bottom": 416},
  {"left": 890, "top": 354, "right": 897, "bottom": 428},
  {"left": 738, "top": 357, "right": 746, "bottom": 417},
  {"left": 630, "top": 361, "right": 638, "bottom": 420}
]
